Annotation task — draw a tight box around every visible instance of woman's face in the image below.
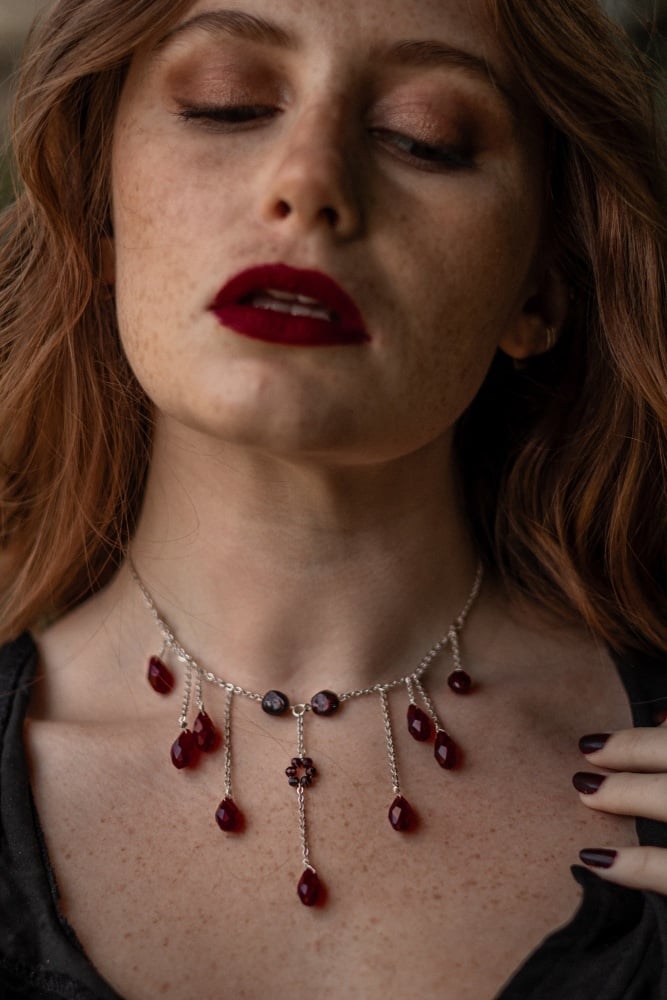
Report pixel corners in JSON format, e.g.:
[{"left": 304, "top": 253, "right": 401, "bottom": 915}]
[{"left": 111, "top": 0, "right": 546, "bottom": 465}]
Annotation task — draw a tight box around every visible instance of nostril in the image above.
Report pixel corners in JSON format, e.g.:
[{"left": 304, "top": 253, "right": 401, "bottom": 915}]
[
  {"left": 276, "top": 199, "right": 291, "bottom": 219},
  {"left": 321, "top": 206, "right": 338, "bottom": 227}
]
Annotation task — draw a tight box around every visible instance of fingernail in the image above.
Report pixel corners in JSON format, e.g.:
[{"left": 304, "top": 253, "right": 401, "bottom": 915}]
[
  {"left": 579, "top": 848, "right": 618, "bottom": 869},
  {"left": 572, "top": 771, "right": 607, "bottom": 794},
  {"left": 578, "top": 733, "right": 610, "bottom": 754},
  {"left": 652, "top": 709, "right": 667, "bottom": 725}
]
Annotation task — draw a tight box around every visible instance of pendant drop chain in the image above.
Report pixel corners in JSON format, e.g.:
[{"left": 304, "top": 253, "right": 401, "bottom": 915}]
[{"left": 132, "top": 559, "right": 483, "bottom": 907}]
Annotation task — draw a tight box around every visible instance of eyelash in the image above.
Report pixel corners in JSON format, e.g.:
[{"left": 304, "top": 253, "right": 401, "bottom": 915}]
[{"left": 175, "top": 105, "right": 475, "bottom": 172}]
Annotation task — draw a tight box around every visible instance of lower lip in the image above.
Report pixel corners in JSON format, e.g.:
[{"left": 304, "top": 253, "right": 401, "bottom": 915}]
[{"left": 211, "top": 304, "right": 369, "bottom": 347}]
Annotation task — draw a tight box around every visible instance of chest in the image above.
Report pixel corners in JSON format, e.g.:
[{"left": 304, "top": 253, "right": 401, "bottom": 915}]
[{"left": 25, "top": 677, "right": 637, "bottom": 1000}]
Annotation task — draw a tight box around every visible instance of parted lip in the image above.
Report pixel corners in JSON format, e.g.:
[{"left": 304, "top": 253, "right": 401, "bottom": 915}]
[{"left": 210, "top": 263, "right": 369, "bottom": 340}]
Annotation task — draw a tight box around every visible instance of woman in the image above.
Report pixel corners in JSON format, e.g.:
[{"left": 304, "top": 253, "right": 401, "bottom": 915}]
[{"left": 0, "top": 0, "right": 666, "bottom": 997}]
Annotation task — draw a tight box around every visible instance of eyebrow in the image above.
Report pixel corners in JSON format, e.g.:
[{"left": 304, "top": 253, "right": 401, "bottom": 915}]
[
  {"left": 155, "top": 10, "right": 295, "bottom": 51},
  {"left": 155, "top": 9, "right": 517, "bottom": 115},
  {"left": 381, "top": 40, "right": 517, "bottom": 113}
]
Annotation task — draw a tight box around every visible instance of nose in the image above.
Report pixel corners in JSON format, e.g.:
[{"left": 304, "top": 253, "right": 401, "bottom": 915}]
[{"left": 260, "top": 104, "right": 365, "bottom": 240}]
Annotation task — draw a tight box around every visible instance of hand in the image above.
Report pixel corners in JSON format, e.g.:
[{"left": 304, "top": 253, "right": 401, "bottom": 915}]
[{"left": 573, "top": 721, "right": 667, "bottom": 894}]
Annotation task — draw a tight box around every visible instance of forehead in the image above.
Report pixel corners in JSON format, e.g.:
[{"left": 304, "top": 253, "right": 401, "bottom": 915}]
[{"left": 154, "top": 0, "right": 510, "bottom": 76}]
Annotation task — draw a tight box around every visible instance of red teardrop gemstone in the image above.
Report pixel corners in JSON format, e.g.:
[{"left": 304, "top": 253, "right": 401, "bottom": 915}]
[
  {"left": 193, "top": 710, "right": 220, "bottom": 752},
  {"left": 407, "top": 704, "right": 432, "bottom": 742},
  {"left": 388, "top": 795, "right": 415, "bottom": 831},
  {"left": 215, "top": 796, "right": 242, "bottom": 832},
  {"left": 434, "top": 730, "right": 458, "bottom": 769},
  {"left": 147, "top": 656, "right": 174, "bottom": 694},
  {"left": 170, "top": 729, "right": 199, "bottom": 769},
  {"left": 297, "top": 868, "right": 321, "bottom": 906},
  {"left": 447, "top": 670, "right": 472, "bottom": 694}
]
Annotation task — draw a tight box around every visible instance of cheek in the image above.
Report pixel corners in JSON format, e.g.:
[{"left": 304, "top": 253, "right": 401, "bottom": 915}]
[
  {"left": 387, "top": 188, "right": 537, "bottom": 398},
  {"left": 111, "top": 129, "right": 214, "bottom": 395}
]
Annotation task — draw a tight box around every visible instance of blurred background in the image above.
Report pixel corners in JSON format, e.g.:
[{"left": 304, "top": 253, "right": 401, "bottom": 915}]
[{"left": 0, "top": 0, "right": 665, "bottom": 208}]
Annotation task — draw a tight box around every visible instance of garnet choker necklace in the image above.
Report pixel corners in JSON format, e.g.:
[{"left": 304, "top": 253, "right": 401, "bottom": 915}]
[{"left": 130, "top": 559, "right": 483, "bottom": 907}]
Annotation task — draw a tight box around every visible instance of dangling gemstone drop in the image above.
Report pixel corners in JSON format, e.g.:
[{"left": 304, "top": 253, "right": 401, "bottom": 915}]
[
  {"left": 170, "top": 729, "right": 199, "bottom": 769},
  {"left": 297, "top": 868, "right": 321, "bottom": 906},
  {"left": 147, "top": 656, "right": 174, "bottom": 694},
  {"left": 407, "top": 704, "right": 432, "bottom": 742},
  {"left": 434, "top": 730, "right": 458, "bottom": 769},
  {"left": 193, "top": 710, "right": 220, "bottom": 752},
  {"left": 388, "top": 795, "right": 415, "bottom": 831},
  {"left": 447, "top": 670, "right": 472, "bottom": 694},
  {"left": 215, "top": 796, "right": 243, "bottom": 832}
]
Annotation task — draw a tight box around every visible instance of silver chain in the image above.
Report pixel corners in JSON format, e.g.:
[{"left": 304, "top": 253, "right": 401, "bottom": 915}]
[
  {"left": 130, "top": 559, "right": 483, "bottom": 710},
  {"left": 178, "top": 662, "right": 193, "bottom": 730},
  {"left": 448, "top": 627, "right": 463, "bottom": 673},
  {"left": 292, "top": 705, "right": 314, "bottom": 870},
  {"left": 379, "top": 686, "right": 400, "bottom": 795},
  {"left": 223, "top": 687, "right": 234, "bottom": 799},
  {"left": 412, "top": 674, "right": 443, "bottom": 732}
]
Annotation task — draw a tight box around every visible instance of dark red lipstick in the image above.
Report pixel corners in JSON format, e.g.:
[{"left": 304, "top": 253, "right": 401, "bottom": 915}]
[{"left": 210, "top": 264, "right": 369, "bottom": 346}]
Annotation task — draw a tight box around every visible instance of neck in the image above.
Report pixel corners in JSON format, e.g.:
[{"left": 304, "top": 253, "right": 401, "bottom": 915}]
[{"left": 115, "top": 420, "right": 480, "bottom": 693}]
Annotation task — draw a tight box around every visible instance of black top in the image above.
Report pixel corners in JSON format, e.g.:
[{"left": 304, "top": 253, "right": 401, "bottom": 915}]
[{"left": 1, "top": 632, "right": 667, "bottom": 1000}]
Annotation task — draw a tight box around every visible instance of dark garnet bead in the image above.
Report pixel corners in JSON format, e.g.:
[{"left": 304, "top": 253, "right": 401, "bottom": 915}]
[
  {"left": 447, "top": 670, "right": 472, "bottom": 694},
  {"left": 310, "top": 690, "right": 340, "bottom": 716},
  {"left": 193, "top": 711, "right": 220, "bottom": 752},
  {"left": 434, "top": 730, "right": 458, "bottom": 769},
  {"left": 262, "top": 690, "right": 290, "bottom": 716},
  {"left": 286, "top": 756, "right": 318, "bottom": 788},
  {"left": 215, "top": 797, "right": 242, "bottom": 832},
  {"left": 407, "top": 704, "right": 432, "bottom": 742},
  {"left": 388, "top": 795, "right": 415, "bottom": 831},
  {"left": 147, "top": 656, "right": 174, "bottom": 695},
  {"left": 170, "top": 729, "right": 199, "bottom": 769},
  {"left": 297, "top": 868, "right": 321, "bottom": 906}
]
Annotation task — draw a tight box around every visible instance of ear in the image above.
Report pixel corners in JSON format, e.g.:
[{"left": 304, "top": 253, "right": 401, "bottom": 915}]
[
  {"left": 498, "top": 268, "right": 570, "bottom": 360},
  {"left": 100, "top": 235, "right": 116, "bottom": 285}
]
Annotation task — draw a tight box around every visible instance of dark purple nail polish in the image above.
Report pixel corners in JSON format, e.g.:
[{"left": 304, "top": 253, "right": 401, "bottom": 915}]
[
  {"left": 572, "top": 771, "right": 607, "bottom": 794},
  {"left": 579, "top": 733, "right": 610, "bottom": 754},
  {"left": 652, "top": 709, "right": 667, "bottom": 726},
  {"left": 579, "top": 848, "right": 618, "bottom": 869}
]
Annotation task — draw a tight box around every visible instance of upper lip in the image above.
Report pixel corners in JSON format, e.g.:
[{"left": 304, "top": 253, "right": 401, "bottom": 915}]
[{"left": 210, "top": 263, "right": 369, "bottom": 337}]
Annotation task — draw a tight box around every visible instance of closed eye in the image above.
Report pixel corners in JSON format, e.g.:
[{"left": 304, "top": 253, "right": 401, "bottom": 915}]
[
  {"left": 371, "top": 128, "right": 475, "bottom": 171},
  {"left": 176, "top": 104, "right": 279, "bottom": 129}
]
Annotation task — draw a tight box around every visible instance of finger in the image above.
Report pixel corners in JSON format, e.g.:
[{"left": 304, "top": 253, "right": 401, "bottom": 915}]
[
  {"left": 573, "top": 770, "right": 667, "bottom": 823},
  {"left": 579, "top": 728, "right": 667, "bottom": 773},
  {"left": 579, "top": 845, "right": 667, "bottom": 894}
]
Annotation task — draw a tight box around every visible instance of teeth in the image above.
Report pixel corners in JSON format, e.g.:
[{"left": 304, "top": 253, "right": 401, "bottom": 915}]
[
  {"left": 248, "top": 292, "right": 334, "bottom": 321},
  {"left": 264, "top": 288, "right": 322, "bottom": 306}
]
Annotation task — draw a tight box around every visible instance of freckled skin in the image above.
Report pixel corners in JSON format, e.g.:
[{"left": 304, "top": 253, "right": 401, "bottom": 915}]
[
  {"left": 26, "top": 1, "right": 640, "bottom": 999},
  {"left": 112, "top": 0, "right": 546, "bottom": 467}
]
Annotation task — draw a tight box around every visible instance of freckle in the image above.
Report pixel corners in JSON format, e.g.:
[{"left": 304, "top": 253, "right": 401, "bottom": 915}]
[
  {"left": 124, "top": 932, "right": 132, "bottom": 940},
  {"left": 162, "top": 937, "right": 169, "bottom": 948},
  {"left": 159, "top": 983, "right": 171, "bottom": 994}
]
